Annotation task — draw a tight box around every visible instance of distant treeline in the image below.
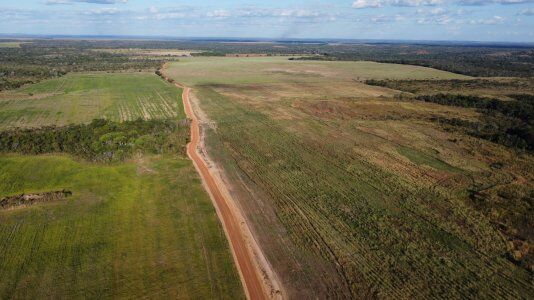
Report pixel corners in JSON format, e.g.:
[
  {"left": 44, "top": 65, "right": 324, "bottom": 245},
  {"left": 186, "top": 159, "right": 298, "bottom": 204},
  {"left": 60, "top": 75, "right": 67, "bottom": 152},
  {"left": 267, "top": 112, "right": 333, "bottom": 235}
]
[
  {"left": 0, "top": 42, "right": 162, "bottom": 91},
  {"left": 297, "top": 48, "right": 534, "bottom": 77},
  {"left": 191, "top": 51, "right": 226, "bottom": 57},
  {"left": 364, "top": 78, "right": 533, "bottom": 94},
  {"left": 1, "top": 40, "right": 532, "bottom": 91},
  {"left": 417, "top": 94, "right": 533, "bottom": 122},
  {"left": 419, "top": 94, "right": 534, "bottom": 151},
  {"left": 0, "top": 119, "right": 189, "bottom": 162}
]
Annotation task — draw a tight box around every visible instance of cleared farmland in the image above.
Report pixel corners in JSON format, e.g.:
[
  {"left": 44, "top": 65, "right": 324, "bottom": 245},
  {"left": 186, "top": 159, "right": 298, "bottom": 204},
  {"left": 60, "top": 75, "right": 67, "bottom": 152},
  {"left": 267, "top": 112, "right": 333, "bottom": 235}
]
[
  {"left": 166, "top": 57, "right": 533, "bottom": 298},
  {"left": 165, "top": 56, "right": 470, "bottom": 86},
  {"left": 0, "top": 72, "right": 184, "bottom": 129},
  {"left": 0, "top": 71, "right": 244, "bottom": 298},
  {"left": 0, "top": 154, "right": 243, "bottom": 298},
  {"left": 0, "top": 42, "right": 22, "bottom": 48}
]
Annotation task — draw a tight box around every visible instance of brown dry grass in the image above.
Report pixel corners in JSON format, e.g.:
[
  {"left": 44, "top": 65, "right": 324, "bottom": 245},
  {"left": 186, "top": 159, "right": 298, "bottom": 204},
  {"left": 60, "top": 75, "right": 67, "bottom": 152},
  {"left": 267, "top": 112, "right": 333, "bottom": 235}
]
[{"left": 168, "top": 58, "right": 533, "bottom": 298}]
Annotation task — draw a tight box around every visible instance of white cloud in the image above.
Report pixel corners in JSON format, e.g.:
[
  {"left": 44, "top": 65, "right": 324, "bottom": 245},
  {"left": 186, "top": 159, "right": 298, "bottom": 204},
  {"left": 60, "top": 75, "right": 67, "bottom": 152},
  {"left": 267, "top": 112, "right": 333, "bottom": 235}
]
[
  {"left": 86, "top": 7, "right": 119, "bottom": 15},
  {"left": 45, "top": 0, "right": 72, "bottom": 5},
  {"left": 352, "top": 0, "right": 383, "bottom": 8},
  {"left": 206, "top": 10, "right": 231, "bottom": 18},
  {"left": 154, "top": 12, "right": 187, "bottom": 20},
  {"left": 469, "top": 15, "right": 505, "bottom": 24},
  {"left": 517, "top": 8, "right": 534, "bottom": 15},
  {"left": 353, "top": 0, "right": 443, "bottom": 8},
  {"left": 274, "top": 9, "right": 321, "bottom": 17},
  {"left": 457, "top": 0, "right": 534, "bottom": 5},
  {"left": 148, "top": 6, "right": 158, "bottom": 14},
  {"left": 353, "top": 0, "right": 534, "bottom": 7},
  {"left": 370, "top": 14, "right": 406, "bottom": 22},
  {"left": 496, "top": 0, "right": 534, "bottom": 4},
  {"left": 414, "top": 8, "right": 473, "bottom": 24},
  {"left": 233, "top": 8, "right": 327, "bottom": 19},
  {"left": 392, "top": 0, "right": 442, "bottom": 6}
]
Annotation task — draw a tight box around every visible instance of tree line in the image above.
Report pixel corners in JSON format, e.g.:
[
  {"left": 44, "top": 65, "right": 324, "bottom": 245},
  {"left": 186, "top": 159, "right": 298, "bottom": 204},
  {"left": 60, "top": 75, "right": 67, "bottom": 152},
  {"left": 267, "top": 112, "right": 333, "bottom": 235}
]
[
  {"left": 0, "top": 119, "right": 190, "bottom": 162},
  {"left": 418, "top": 94, "right": 533, "bottom": 151}
]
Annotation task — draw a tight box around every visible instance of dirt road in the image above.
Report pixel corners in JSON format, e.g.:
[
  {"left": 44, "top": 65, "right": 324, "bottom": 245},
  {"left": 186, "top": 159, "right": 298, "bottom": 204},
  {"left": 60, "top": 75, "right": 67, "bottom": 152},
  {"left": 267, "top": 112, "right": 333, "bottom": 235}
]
[{"left": 180, "top": 85, "right": 269, "bottom": 300}]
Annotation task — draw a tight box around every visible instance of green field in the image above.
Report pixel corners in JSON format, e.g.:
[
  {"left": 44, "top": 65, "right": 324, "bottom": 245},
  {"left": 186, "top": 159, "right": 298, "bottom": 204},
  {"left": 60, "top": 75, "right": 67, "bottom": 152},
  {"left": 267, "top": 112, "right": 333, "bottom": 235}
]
[
  {"left": 0, "top": 72, "right": 184, "bottom": 129},
  {"left": 167, "top": 57, "right": 533, "bottom": 298},
  {"left": 0, "top": 71, "right": 244, "bottom": 298},
  {"left": 0, "top": 154, "right": 243, "bottom": 298},
  {"left": 0, "top": 42, "right": 22, "bottom": 48}
]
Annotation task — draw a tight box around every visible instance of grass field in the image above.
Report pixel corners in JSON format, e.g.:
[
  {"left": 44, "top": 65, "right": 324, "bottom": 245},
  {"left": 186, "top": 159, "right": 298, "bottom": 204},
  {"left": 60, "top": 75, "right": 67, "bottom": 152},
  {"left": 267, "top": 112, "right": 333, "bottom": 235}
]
[
  {"left": 0, "top": 154, "right": 243, "bottom": 298},
  {"left": 167, "top": 57, "right": 533, "bottom": 298},
  {"left": 0, "top": 70, "right": 244, "bottom": 298},
  {"left": 0, "top": 42, "right": 22, "bottom": 48},
  {"left": 0, "top": 72, "right": 184, "bottom": 129},
  {"left": 165, "top": 56, "right": 469, "bottom": 86}
]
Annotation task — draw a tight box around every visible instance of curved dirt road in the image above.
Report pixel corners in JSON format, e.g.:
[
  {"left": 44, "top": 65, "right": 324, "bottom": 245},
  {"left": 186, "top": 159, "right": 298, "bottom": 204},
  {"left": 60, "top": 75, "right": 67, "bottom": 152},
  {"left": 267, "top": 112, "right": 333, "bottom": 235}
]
[{"left": 180, "top": 85, "right": 268, "bottom": 300}]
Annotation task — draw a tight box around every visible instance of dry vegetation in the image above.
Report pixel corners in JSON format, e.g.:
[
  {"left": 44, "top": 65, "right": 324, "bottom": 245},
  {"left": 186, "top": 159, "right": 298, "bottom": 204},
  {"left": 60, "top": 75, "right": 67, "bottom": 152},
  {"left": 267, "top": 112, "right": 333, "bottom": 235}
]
[
  {"left": 167, "top": 57, "right": 533, "bottom": 298},
  {"left": 92, "top": 48, "right": 202, "bottom": 60}
]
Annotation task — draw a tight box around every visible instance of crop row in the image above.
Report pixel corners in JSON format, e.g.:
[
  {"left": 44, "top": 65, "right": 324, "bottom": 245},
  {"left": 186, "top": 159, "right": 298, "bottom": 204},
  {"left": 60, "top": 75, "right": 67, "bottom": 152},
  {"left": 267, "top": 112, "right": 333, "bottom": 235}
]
[{"left": 198, "top": 87, "right": 533, "bottom": 299}]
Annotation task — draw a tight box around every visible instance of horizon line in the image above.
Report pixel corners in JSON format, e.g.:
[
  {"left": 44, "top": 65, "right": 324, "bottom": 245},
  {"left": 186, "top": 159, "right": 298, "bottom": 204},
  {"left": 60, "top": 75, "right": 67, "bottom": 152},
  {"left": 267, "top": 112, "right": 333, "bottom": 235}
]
[{"left": 1, "top": 33, "right": 534, "bottom": 47}]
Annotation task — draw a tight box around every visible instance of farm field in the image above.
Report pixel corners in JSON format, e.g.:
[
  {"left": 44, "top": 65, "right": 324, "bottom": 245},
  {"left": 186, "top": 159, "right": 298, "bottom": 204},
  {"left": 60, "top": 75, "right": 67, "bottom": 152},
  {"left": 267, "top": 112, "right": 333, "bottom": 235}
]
[
  {"left": 166, "top": 57, "right": 533, "bottom": 298},
  {"left": 92, "top": 48, "right": 202, "bottom": 57},
  {"left": 0, "top": 42, "right": 22, "bottom": 48},
  {"left": 164, "top": 56, "right": 469, "bottom": 86},
  {"left": 0, "top": 154, "right": 243, "bottom": 298},
  {"left": 0, "top": 72, "right": 184, "bottom": 129},
  {"left": 0, "top": 70, "right": 244, "bottom": 298}
]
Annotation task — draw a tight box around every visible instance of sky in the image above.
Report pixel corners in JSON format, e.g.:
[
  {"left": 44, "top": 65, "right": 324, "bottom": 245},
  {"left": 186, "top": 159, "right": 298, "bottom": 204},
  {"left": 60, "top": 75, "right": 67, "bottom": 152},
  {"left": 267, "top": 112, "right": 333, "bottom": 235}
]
[{"left": 0, "top": 0, "right": 533, "bottom": 42}]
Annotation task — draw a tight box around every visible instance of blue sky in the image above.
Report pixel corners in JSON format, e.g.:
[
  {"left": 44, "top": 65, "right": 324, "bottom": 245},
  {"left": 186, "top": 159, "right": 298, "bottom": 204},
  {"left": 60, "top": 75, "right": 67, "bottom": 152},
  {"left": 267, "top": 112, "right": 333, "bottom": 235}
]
[{"left": 1, "top": 0, "right": 533, "bottom": 42}]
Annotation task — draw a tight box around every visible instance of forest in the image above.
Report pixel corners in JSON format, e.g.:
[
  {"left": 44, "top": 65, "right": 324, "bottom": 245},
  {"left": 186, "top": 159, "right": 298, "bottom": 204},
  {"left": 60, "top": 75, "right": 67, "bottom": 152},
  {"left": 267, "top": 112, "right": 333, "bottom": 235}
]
[
  {"left": 0, "top": 41, "right": 163, "bottom": 91},
  {"left": 296, "top": 46, "right": 534, "bottom": 77},
  {"left": 419, "top": 94, "right": 534, "bottom": 151},
  {"left": 364, "top": 78, "right": 533, "bottom": 94}
]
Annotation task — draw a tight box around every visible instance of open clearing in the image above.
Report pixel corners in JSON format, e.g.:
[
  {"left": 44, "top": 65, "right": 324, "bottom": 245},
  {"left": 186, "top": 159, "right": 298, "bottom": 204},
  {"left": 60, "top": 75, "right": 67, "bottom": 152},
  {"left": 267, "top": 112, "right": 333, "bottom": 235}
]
[
  {"left": 167, "top": 57, "right": 533, "bottom": 298},
  {"left": 92, "top": 48, "right": 202, "bottom": 57},
  {"left": 0, "top": 72, "right": 184, "bottom": 129},
  {"left": 165, "top": 56, "right": 470, "bottom": 86},
  {"left": 0, "top": 42, "right": 23, "bottom": 48}
]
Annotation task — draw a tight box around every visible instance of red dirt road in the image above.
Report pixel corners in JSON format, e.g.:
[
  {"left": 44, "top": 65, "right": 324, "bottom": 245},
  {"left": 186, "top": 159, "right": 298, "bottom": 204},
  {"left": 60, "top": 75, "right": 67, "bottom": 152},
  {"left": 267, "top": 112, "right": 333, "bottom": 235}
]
[{"left": 180, "top": 85, "right": 267, "bottom": 300}]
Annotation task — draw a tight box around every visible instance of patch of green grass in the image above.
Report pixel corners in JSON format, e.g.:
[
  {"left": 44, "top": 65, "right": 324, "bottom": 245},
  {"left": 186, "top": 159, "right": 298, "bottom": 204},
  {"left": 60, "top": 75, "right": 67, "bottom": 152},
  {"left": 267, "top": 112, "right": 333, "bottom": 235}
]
[
  {"left": 0, "top": 72, "right": 184, "bottom": 129},
  {"left": 0, "top": 42, "right": 22, "bottom": 48},
  {"left": 0, "top": 154, "right": 243, "bottom": 299},
  {"left": 397, "top": 146, "right": 462, "bottom": 172}
]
